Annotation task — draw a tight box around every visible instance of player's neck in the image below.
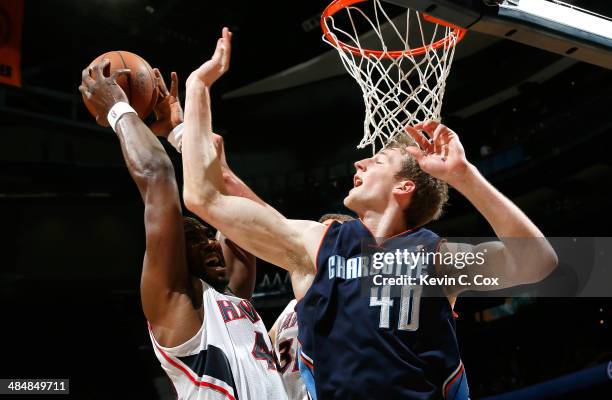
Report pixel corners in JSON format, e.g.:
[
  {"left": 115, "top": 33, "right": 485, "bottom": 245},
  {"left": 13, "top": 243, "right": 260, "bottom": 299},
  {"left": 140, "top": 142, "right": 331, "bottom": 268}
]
[{"left": 361, "top": 206, "right": 409, "bottom": 240}]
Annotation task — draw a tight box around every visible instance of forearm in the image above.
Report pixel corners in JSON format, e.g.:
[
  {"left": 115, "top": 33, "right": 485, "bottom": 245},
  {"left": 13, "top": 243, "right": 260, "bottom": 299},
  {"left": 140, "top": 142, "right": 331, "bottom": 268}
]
[
  {"left": 170, "top": 122, "right": 273, "bottom": 209},
  {"left": 221, "top": 236, "right": 257, "bottom": 299},
  {"left": 115, "top": 113, "right": 174, "bottom": 195},
  {"left": 222, "top": 170, "right": 260, "bottom": 202},
  {"left": 182, "top": 82, "right": 225, "bottom": 206},
  {"left": 168, "top": 121, "right": 276, "bottom": 213},
  {"left": 222, "top": 169, "right": 285, "bottom": 219}
]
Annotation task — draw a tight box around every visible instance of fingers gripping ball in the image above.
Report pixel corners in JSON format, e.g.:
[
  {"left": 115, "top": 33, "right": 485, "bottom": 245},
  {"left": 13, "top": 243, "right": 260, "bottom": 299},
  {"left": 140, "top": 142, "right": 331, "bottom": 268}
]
[{"left": 82, "top": 51, "right": 158, "bottom": 120}]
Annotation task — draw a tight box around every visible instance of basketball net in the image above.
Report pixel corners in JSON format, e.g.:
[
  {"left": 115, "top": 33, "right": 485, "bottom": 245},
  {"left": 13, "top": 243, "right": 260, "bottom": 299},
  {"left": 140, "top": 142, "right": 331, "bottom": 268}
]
[{"left": 322, "top": 0, "right": 466, "bottom": 152}]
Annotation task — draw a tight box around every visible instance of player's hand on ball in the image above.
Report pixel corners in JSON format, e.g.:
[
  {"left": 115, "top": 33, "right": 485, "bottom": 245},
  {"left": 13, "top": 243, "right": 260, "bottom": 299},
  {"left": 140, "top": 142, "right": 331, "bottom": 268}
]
[
  {"left": 79, "top": 59, "right": 130, "bottom": 127},
  {"left": 150, "top": 69, "right": 183, "bottom": 137},
  {"left": 187, "top": 27, "right": 232, "bottom": 89},
  {"left": 404, "top": 120, "right": 471, "bottom": 186}
]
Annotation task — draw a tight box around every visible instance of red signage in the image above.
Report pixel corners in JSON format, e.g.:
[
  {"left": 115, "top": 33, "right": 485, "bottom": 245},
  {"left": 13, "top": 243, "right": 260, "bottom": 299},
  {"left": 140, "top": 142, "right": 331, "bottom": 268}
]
[{"left": 0, "top": 0, "right": 24, "bottom": 87}]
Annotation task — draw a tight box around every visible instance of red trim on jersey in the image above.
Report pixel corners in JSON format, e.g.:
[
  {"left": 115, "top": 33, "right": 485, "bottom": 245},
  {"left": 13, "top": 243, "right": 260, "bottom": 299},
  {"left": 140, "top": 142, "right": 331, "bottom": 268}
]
[
  {"left": 296, "top": 340, "right": 314, "bottom": 369},
  {"left": 148, "top": 324, "right": 236, "bottom": 400},
  {"left": 443, "top": 363, "right": 465, "bottom": 399},
  {"left": 299, "top": 352, "right": 314, "bottom": 369}
]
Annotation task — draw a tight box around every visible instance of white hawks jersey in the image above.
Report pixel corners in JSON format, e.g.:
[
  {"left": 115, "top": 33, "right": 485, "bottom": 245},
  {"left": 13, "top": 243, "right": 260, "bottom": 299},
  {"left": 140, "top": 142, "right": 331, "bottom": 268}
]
[
  {"left": 149, "top": 280, "right": 287, "bottom": 400},
  {"left": 272, "top": 299, "right": 309, "bottom": 400}
]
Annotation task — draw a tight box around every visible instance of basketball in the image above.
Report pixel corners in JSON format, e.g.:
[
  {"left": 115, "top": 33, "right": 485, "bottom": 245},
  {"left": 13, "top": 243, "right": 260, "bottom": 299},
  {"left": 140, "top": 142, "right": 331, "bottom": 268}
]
[{"left": 82, "top": 51, "right": 158, "bottom": 121}]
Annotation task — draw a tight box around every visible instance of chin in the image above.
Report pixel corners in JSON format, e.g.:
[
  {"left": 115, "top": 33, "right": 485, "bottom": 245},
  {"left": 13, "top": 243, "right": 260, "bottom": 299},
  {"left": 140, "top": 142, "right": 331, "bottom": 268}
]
[
  {"left": 343, "top": 193, "right": 361, "bottom": 215},
  {"left": 343, "top": 193, "right": 354, "bottom": 209},
  {"left": 342, "top": 194, "right": 350, "bottom": 207}
]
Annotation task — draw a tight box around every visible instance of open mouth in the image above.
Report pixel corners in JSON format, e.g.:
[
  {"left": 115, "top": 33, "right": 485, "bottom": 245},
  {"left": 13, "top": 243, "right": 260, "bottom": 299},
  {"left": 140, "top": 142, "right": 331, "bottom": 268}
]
[
  {"left": 353, "top": 175, "right": 363, "bottom": 188},
  {"left": 204, "top": 255, "right": 222, "bottom": 268}
]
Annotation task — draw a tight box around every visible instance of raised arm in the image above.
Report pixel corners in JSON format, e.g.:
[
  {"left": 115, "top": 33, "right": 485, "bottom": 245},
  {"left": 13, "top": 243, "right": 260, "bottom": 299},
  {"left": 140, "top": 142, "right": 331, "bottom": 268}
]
[
  {"left": 79, "top": 62, "right": 201, "bottom": 344},
  {"left": 181, "top": 28, "right": 325, "bottom": 287},
  {"left": 405, "top": 121, "right": 558, "bottom": 294},
  {"left": 152, "top": 69, "right": 281, "bottom": 298}
]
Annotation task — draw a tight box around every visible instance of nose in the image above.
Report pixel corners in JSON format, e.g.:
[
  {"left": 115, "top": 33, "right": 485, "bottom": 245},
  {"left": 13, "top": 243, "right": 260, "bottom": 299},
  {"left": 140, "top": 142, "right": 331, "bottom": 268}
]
[
  {"left": 206, "top": 239, "right": 220, "bottom": 253},
  {"left": 354, "top": 159, "right": 366, "bottom": 172}
]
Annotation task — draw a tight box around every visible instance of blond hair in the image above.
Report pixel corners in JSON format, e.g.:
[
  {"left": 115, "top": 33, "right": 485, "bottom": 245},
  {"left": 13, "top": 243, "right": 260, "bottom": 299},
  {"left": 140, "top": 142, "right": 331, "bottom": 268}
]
[{"left": 385, "top": 134, "right": 448, "bottom": 227}]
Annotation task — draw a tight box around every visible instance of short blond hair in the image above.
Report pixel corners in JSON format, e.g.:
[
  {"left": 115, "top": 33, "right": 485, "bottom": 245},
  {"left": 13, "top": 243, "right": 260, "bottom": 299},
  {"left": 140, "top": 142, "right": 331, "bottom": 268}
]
[{"left": 385, "top": 134, "right": 448, "bottom": 227}]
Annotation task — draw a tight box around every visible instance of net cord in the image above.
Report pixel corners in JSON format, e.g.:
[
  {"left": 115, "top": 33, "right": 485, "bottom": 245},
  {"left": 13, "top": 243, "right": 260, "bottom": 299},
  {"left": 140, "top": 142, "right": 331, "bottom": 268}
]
[{"left": 322, "top": 0, "right": 461, "bottom": 152}]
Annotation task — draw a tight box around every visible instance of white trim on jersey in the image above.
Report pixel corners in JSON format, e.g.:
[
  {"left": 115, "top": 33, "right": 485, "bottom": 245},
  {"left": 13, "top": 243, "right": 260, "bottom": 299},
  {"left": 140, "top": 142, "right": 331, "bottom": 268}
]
[
  {"left": 151, "top": 336, "right": 238, "bottom": 400},
  {"left": 149, "top": 280, "right": 287, "bottom": 400},
  {"left": 442, "top": 360, "right": 465, "bottom": 399}
]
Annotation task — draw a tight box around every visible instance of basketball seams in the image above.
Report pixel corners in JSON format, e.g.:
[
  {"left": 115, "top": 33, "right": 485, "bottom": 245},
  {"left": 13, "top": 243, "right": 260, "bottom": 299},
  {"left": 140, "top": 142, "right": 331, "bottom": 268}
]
[
  {"left": 115, "top": 51, "right": 132, "bottom": 103},
  {"left": 138, "top": 54, "right": 158, "bottom": 116}
]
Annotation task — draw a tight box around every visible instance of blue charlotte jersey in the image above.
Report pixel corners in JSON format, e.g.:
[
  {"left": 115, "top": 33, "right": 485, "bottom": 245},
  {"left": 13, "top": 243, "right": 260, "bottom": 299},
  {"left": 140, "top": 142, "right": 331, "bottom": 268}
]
[{"left": 296, "top": 220, "right": 469, "bottom": 400}]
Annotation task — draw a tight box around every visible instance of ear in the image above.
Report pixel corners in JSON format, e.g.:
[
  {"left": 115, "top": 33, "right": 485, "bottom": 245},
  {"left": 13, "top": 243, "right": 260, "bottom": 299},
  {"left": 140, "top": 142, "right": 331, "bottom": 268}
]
[
  {"left": 392, "top": 179, "right": 415, "bottom": 206},
  {"left": 393, "top": 179, "right": 415, "bottom": 194}
]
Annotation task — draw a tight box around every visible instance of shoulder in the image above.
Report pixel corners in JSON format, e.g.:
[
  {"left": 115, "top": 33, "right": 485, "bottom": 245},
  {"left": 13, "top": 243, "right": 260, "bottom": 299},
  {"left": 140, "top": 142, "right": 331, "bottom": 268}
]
[
  {"left": 296, "top": 220, "right": 329, "bottom": 260},
  {"left": 322, "top": 219, "right": 356, "bottom": 238},
  {"left": 282, "top": 298, "right": 298, "bottom": 315},
  {"left": 412, "top": 226, "right": 440, "bottom": 239},
  {"left": 409, "top": 227, "right": 442, "bottom": 249},
  {"left": 272, "top": 299, "right": 296, "bottom": 327},
  {"left": 288, "top": 298, "right": 298, "bottom": 308}
]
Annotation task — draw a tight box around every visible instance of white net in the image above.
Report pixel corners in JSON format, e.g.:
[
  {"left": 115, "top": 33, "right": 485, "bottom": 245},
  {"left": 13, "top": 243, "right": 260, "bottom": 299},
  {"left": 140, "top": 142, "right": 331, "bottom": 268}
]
[{"left": 322, "top": 0, "right": 465, "bottom": 152}]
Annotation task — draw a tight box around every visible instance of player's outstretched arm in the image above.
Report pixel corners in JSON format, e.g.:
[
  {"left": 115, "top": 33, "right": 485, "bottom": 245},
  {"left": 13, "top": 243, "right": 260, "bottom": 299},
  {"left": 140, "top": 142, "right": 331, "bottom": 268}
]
[
  {"left": 405, "top": 121, "right": 558, "bottom": 291},
  {"left": 181, "top": 28, "right": 326, "bottom": 279},
  {"left": 152, "top": 70, "right": 281, "bottom": 298},
  {"left": 79, "top": 62, "right": 200, "bottom": 337}
]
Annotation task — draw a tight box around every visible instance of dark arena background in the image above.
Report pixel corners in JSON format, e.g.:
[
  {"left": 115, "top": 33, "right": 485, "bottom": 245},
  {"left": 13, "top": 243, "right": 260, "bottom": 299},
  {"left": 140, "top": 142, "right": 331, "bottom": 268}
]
[{"left": 0, "top": 0, "right": 611, "bottom": 399}]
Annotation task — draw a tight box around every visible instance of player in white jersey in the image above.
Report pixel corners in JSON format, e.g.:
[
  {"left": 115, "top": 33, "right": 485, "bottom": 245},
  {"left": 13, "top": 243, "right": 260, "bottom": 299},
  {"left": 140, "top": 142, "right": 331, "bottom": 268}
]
[
  {"left": 269, "top": 214, "right": 353, "bottom": 400},
  {"left": 270, "top": 299, "right": 305, "bottom": 400},
  {"left": 150, "top": 280, "right": 285, "bottom": 400},
  {"left": 79, "top": 30, "right": 286, "bottom": 400}
]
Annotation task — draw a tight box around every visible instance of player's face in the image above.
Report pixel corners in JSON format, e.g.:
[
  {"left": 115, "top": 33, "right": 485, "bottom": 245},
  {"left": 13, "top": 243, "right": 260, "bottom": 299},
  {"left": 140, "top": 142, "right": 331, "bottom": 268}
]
[
  {"left": 188, "top": 238, "right": 229, "bottom": 290},
  {"left": 344, "top": 148, "right": 405, "bottom": 214}
]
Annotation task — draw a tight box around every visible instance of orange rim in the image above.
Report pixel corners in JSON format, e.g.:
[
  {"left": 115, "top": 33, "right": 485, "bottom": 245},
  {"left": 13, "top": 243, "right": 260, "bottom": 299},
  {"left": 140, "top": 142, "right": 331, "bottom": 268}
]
[{"left": 321, "top": 0, "right": 467, "bottom": 59}]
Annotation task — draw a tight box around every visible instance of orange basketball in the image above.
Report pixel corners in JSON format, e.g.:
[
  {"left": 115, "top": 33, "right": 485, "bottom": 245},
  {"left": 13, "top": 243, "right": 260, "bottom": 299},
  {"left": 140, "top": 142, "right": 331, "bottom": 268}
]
[{"left": 82, "top": 51, "right": 158, "bottom": 122}]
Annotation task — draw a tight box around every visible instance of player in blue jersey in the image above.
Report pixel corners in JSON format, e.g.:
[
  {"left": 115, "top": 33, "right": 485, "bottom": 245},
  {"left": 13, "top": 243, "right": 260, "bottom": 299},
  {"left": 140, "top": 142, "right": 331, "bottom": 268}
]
[{"left": 181, "top": 27, "right": 558, "bottom": 400}]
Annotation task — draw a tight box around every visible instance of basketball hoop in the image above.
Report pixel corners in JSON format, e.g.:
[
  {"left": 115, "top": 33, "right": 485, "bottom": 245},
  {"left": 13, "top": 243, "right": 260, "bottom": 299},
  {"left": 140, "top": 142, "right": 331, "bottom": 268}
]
[{"left": 321, "top": 0, "right": 466, "bottom": 151}]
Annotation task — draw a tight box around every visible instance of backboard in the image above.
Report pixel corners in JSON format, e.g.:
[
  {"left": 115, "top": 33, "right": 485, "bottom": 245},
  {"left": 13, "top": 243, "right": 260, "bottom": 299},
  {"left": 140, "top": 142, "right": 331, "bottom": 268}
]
[{"left": 383, "top": 0, "right": 612, "bottom": 69}]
